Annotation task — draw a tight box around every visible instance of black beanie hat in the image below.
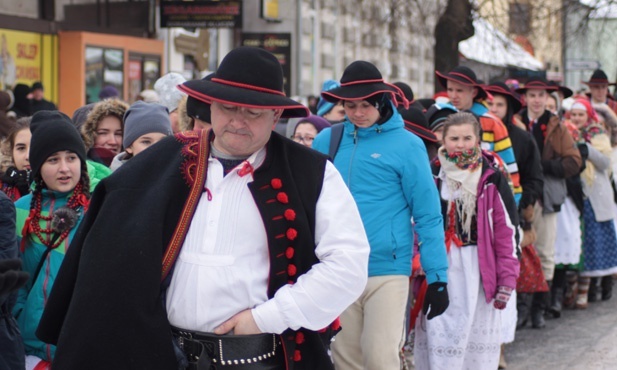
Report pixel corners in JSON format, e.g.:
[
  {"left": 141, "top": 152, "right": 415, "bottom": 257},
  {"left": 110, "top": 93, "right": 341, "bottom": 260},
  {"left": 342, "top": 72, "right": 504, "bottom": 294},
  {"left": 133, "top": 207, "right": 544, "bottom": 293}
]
[
  {"left": 186, "top": 96, "right": 211, "bottom": 123},
  {"left": 30, "top": 111, "right": 87, "bottom": 179}
]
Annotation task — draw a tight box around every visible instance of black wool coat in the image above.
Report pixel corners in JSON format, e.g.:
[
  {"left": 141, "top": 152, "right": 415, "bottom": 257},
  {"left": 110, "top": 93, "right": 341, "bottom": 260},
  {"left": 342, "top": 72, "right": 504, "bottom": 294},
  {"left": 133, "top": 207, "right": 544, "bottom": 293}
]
[{"left": 37, "top": 130, "right": 336, "bottom": 370}]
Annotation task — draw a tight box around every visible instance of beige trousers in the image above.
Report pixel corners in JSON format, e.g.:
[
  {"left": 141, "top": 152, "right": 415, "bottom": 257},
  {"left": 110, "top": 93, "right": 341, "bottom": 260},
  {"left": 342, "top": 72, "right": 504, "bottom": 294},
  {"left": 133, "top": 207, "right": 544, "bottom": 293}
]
[
  {"left": 331, "top": 275, "right": 409, "bottom": 370},
  {"left": 533, "top": 203, "right": 558, "bottom": 280}
]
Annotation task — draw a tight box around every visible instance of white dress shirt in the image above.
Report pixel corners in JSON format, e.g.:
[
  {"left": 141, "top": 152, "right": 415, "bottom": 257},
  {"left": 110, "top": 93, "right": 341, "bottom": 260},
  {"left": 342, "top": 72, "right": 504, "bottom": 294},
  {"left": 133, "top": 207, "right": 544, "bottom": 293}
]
[{"left": 166, "top": 146, "right": 370, "bottom": 334}]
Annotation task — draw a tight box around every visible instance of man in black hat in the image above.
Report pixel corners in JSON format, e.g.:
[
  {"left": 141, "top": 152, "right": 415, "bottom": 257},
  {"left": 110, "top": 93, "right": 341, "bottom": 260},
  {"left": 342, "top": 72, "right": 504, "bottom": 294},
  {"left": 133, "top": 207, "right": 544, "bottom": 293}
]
[
  {"left": 436, "top": 66, "right": 522, "bottom": 205},
  {"left": 313, "top": 61, "right": 449, "bottom": 370},
  {"left": 513, "top": 77, "right": 582, "bottom": 329},
  {"left": 583, "top": 69, "right": 617, "bottom": 115},
  {"left": 37, "top": 47, "right": 370, "bottom": 370},
  {"left": 30, "top": 81, "right": 57, "bottom": 113}
]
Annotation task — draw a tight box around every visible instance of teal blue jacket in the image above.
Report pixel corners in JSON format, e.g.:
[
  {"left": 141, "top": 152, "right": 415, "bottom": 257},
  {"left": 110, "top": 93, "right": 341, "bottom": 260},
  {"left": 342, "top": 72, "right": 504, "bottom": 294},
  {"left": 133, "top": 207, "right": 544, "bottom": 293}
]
[
  {"left": 313, "top": 109, "right": 448, "bottom": 283},
  {"left": 13, "top": 189, "right": 85, "bottom": 361}
]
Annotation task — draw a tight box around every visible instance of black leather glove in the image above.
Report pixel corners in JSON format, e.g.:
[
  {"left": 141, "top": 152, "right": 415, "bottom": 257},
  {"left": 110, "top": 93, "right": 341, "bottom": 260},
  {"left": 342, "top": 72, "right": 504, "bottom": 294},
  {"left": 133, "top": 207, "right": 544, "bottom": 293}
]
[
  {"left": 1, "top": 167, "right": 31, "bottom": 196},
  {"left": 577, "top": 143, "right": 589, "bottom": 161},
  {"left": 0, "top": 259, "right": 29, "bottom": 296},
  {"left": 423, "top": 282, "right": 449, "bottom": 320}
]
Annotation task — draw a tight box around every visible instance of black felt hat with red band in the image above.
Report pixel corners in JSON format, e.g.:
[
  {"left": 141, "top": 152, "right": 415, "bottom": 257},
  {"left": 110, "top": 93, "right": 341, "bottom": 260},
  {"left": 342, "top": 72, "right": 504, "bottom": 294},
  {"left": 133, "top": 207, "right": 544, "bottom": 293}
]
[
  {"left": 400, "top": 107, "right": 438, "bottom": 143},
  {"left": 515, "top": 77, "right": 559, "bottom": 94},
  {"left": 582, "top": 69, "right": 616, "bottom": 86},
  {"left": 485, "top": 82, "right": 523, "bottom": 113},
  {"left": 177, "top": 47, "right": 309, "bottom": 118},
  {"left": 435, "top": 66, "right": 488, "bottom": 100},
  {"left": 321, "top": 61, "right": 407, "bottom": 107},
  {"left": 547, "top": 81, "right": 574, "bottom": 99}
]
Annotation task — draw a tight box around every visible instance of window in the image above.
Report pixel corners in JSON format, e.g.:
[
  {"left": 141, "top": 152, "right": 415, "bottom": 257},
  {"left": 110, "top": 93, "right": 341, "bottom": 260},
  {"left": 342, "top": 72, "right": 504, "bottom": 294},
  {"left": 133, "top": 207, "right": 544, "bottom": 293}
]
[
  {"left": 85, "top": 46, "right": 124, "bottom": 104},
  {"left": 509, "top": 2, "right": 531, "bottom": 36}
]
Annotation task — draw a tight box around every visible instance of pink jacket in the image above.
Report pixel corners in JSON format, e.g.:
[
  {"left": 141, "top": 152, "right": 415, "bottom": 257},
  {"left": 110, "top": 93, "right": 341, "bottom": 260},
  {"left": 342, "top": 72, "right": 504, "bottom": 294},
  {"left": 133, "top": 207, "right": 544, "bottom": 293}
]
[{"left": 475, "top": 160, "right": 520, "bottom": 302}]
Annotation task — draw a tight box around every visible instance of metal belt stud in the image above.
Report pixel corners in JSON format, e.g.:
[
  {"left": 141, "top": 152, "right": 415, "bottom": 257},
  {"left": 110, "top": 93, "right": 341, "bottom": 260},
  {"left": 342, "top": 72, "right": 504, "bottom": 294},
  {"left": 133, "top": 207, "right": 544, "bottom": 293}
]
[{"left": 214, "top": 334, "right": 277, "bottom": 366}]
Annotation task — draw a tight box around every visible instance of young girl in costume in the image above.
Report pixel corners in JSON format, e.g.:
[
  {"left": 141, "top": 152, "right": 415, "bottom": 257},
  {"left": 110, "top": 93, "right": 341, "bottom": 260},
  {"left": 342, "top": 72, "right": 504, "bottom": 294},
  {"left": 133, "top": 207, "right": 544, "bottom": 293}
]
[
  {"left": 12, "top": 111, "right": 90, "bottom": 370},
  {"left": 414, "top": 112, "right": 519, "bottom": 369},
  {"left": 0, "top": 117, "right": 31, "bottom": 201},
  {"left": 569, "top": 99, "right": 617, "bottom": 307}
]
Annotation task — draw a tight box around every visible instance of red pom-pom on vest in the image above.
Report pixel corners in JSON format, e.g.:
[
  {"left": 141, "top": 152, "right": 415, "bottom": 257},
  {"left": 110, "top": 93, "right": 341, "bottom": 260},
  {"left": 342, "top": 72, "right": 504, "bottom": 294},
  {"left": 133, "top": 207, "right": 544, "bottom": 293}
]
[
  {"left": 331, "top": 317, "right": 341, "bottom": 331},
  {"left": 295, "top": 332, "right": 305, "bottom": 344},
  {"left": 288, "top": 264, "right": 297, "bottom": 276},
  {"left": 276, "top": 192, "right": 289, "bottom": 204},
  {"left": 293, "top": 350, "right": 302, "bottom": 362},
  {"left": 271, "top": 178, "right": 283, "bottom": 189},
  {"left": 286, "top": 228, "right": 298, "bottom": 240},
  {"left": 284, "top": 209, "right": 296, "bottom": 221},
  {"left": 285, "top": 247, "right": 295, "bottom": 259}
]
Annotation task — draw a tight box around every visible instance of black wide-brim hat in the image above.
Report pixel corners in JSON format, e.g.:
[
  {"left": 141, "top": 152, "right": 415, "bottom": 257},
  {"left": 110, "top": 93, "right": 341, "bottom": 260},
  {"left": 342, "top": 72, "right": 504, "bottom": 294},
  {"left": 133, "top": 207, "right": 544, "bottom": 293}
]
[
  {"left": 515, "top": 77, "right": 558, "bottom": 94},
  {"left": 582, "top": 69, "right": 616, "bottom": 86},
  {"left": 321, "top": 61, "right": 407, "bottom": 107},
  {"left": 485, "top": 82, "right": 523, "bottom": 113},
  {"left": 435, "top": 66, "right": 488, "bottom": 100},
  {"left": 547, "top": 80, "right": 573, "bottom": 99},
  {"left": 177, "top": 47, "right": 309, "bottom": 118},
  {"left": 400, "top": 107, "right": 437, "bottom": 143}
]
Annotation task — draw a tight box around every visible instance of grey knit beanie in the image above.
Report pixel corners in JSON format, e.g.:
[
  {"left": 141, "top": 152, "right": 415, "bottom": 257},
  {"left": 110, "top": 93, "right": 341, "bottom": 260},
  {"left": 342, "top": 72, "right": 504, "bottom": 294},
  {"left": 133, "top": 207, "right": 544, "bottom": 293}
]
[{"left": 122, "top": 101, "right": 172, "bottom": 148}]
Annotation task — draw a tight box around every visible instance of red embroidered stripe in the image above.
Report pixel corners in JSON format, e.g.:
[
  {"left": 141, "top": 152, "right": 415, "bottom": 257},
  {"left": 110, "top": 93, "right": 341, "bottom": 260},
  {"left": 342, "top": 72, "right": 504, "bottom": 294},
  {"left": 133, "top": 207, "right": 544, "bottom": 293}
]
[
  {"left": 449, "top": 72, "right": 476, "bottom": 85},
  {"left": 211, "top": 77, "right": 286, "bottom": 96},
  {"left": 161, "top": 129, "right": 210, "bottom": 281},
  {"left": 524, "top": 81, "right": 552, "bottom": 89},
  {"left": 486, "top": 86, "right": 511, "bottom": 96},
  {"left": 340, "top": 78, "right": 384, "bottom": 86}
]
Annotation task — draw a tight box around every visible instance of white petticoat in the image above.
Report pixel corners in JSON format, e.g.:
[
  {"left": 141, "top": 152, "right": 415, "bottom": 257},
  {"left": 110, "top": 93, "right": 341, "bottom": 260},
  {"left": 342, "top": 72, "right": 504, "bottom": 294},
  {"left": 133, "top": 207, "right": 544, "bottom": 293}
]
[{"left": 554, "top": 196, "right": 582, "bottom": 265}]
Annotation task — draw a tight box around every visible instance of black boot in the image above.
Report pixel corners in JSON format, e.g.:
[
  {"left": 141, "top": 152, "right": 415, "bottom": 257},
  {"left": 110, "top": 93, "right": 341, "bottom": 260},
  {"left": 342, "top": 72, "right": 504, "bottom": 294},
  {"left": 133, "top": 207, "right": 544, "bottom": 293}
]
[
  {"left": 549, "top": 270, "right": 565, "bottom": 318},
  {"left": 531, "top": 290, "right": 547, "bottom": 329},
  {"left": 601, "top": 275, "right": 614, "bottom": 301},
  {"left": 516, "top": 293, "right": 530, "bottom": 329},
  {"left": 588, "top": 278, "right": 600, "bottom": 302}
]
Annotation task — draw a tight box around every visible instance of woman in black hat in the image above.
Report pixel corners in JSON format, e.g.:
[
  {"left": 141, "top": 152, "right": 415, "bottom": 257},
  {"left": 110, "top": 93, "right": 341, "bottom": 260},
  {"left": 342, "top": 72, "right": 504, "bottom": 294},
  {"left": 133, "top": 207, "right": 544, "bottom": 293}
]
[
  {"left": 312, "top": 61, "right": 449, "bottom": 370},
  {"left": 13, "top": 111, "right": 90, "bottom": 368}
]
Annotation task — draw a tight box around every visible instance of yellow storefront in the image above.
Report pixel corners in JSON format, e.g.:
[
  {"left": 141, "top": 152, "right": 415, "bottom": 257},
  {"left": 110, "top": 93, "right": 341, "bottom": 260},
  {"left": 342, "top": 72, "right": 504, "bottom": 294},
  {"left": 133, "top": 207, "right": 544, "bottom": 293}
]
[{"left": 0, "top": 28, "right": 58, "bottom": 103}]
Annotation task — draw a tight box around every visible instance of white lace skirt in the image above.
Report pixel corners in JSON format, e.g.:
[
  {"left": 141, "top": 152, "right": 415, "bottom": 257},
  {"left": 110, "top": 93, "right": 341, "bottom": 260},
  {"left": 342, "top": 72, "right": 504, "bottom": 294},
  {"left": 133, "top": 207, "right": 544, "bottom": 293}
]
[{"left": 414, "top": 244, "right": 501, "bottom": 370}]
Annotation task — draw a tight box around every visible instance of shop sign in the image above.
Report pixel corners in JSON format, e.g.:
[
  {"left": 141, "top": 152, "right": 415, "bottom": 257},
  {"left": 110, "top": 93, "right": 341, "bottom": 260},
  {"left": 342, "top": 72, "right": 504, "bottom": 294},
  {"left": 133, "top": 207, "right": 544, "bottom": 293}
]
[
  {"left": 241, "top": 33, "right": 291, "bottom": 96},
  {"left": 160, "top": 1, "right": 242, "bottom": 29},
  {"left": 0, "top": 28, "right": 44, "bottom": 90}
]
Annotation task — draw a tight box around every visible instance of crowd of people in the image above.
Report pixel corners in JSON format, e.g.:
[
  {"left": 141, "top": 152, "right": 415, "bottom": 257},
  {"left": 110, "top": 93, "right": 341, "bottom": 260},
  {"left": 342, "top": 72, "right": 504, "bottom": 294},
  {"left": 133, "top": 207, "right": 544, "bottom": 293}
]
[{"left": 0, "top": 46, "right": 616, "bottom": 370}]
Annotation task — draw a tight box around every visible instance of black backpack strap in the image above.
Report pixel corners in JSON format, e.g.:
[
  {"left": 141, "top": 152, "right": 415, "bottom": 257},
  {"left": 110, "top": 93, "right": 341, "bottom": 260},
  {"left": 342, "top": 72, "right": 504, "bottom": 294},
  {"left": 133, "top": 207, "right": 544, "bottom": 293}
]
[{"left": 328, "top": 124, "right": 345, "bottom": 160}]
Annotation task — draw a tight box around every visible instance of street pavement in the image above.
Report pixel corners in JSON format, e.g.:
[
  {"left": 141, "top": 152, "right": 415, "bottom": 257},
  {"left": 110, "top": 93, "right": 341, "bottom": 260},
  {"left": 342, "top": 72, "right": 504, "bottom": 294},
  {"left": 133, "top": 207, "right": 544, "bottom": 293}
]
[{"left": 505, "top": 295, "right": 617, "bottom": 370}]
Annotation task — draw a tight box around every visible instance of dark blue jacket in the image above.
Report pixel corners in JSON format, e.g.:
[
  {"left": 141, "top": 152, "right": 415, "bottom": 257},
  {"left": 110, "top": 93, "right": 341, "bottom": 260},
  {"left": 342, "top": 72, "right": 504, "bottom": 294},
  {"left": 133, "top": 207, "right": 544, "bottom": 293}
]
[{"left": 0, "top": 191, "right": 25, "bottom": 370}]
